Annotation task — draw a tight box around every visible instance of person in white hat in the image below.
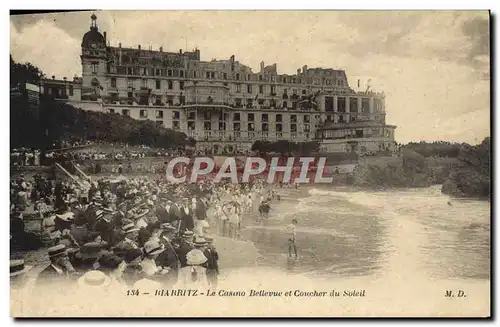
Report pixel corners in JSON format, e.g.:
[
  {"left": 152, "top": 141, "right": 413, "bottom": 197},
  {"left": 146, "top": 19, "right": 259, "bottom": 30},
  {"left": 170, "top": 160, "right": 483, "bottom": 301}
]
[
  {"left": 175, "top": 248, "right": 209, "bottom": 290},
  {"left": 140, "top": 240, "right": 166, "bottom": 276}
]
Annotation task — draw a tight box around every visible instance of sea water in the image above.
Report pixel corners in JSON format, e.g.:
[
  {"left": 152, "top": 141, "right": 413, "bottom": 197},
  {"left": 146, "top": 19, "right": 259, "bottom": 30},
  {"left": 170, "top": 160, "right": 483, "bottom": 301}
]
[{"left": 240, "top": 184, "right": 490, "bottom": 281}]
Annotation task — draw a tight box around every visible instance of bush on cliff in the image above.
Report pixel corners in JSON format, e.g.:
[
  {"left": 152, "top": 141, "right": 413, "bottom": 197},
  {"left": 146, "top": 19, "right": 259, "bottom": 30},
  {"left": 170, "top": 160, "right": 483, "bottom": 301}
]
[
  {"left": 441, "top": 137, "right": 490, "bottom": 198},
  {"left": 351, "top": 149, "right": 433, "bottom": 188}
]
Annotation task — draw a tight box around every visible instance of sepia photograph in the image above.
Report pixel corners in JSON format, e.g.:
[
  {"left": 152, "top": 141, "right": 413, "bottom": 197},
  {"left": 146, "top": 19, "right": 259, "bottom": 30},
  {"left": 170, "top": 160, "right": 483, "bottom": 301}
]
[{"left": 9, "top": 9, "right": 491, "bottom": 317}]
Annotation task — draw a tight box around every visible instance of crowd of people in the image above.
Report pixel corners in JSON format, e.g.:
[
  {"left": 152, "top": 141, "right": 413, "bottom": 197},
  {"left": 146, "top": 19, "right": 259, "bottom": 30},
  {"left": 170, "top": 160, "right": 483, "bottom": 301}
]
[{"left": 10, "top": 169, "right": 278, "bottom": 294}]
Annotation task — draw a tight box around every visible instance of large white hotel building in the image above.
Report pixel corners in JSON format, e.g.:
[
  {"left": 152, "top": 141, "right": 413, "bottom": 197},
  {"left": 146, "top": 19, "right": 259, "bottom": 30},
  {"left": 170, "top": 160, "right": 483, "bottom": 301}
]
[{"left": 41, "top": 14, "right": 397, "bottom": 154}]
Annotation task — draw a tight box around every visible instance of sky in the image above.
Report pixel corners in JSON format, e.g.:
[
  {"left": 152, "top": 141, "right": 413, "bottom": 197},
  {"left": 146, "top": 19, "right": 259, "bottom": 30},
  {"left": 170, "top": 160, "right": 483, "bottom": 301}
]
[{"left": 10, "top": 10, "right": 490, "bottom": 144}]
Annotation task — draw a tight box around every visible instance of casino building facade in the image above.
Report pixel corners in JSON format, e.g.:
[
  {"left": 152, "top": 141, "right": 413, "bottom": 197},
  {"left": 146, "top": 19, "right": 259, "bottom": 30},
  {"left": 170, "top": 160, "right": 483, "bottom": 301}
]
[{"left": 41, "top": 14, "right": 397, "bottom": 154}]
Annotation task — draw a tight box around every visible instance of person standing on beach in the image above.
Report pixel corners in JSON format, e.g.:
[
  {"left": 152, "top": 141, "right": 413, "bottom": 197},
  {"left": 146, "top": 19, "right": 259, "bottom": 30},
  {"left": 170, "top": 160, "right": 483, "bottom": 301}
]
[{"left": 287, "top": 219, "right": 298, "bottom": 259}]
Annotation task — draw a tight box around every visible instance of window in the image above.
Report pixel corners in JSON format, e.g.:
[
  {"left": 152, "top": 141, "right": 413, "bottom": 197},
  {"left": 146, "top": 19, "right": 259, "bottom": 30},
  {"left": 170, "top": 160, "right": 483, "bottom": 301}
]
[
  {"left": 282, "top": 101, "right": 287, "bottom": 108},
  {"left": 141, "top": 79, "right": 147, "bottom": 88},
  {"left": 173, "top": 121, "right": 180, "bottom": 129},
  {"left": 127, "top": 67, "right": 133, "bottom": 75},
  {"left": 271, "top": 85, "right": 276, "bottom": 94},
  {"left": 127, "top": 79, "right": 134, "bottom": 87},
  {"left": 193, "top": 71, "right": 198, "bottom": 78},
  {"left": 235, "top": 98, "right": 242, "bottom": 108},
  {"left": 247, "top": 84, "right": 252, "bottom": 93},
  {"left": 167, "top": 96, "right": 174, "bottom": 106},
  {"left": 234, "top": 113, "right": 240, "bottom": 121},
  {"left": 292, "top": 78, "right": 296, "bottom": 83},
  {"left": 140, "top": 110, "right": 148, "bottom": 118},
  {"left": 291, "top": 123, "right": 297, "bottom": 132},
  {"left": 304, "top": 115, "right": 310, "bottom": 123},
  {"left": 127, "top": 91, "right": 133, "bottom": 98},
  {"left": 258, "top": 99, "right": 264, "bottom": 105},
  {"left": 259, "top": 85, "right": 264, "bottom": 94},
  {"left": 304, "top": 124, "right": 311, "bottom": 132},
  {"left": 142, "top": 67, "right": 147, "bottom": 76},
  {"left": 204, "top": 122, "right": 212, "bottom": 130},
  {"left": 234, "top": 122, "right": 241, "bottom": 131},
  {"left": 248, "top": 123, "right": 255, "bottom": 131},
  {"left": 180, "top": 70, "right": 184, "bottom": 78},
  {"left": 69, "top": 85, "right": 74, "bottom": 96},
  {"left": 236, "top": 73, "right": 240, "bottom": 80},
  {"left": 156, "top": 80, "right": 161, "bottom": 89},
  {"left": 223, "top": 73, "right": 227, "bottom": 80},
  {"left": 338, "top": 97, "right": 346, "bottom": 113},
  {"left": 180, "top": 95, "right": 185, "bottom": 105},
  {"left": 168, "top": 70, "right": 173, "bottom": 77},
  {"left": 173, "top": 111, "right": 180, "bottom": 120},
  {"left": 168, "top": 81, "right": 173, "bottom": 90},
  {"left": 155, "top": 97, "right": 162, "bottom": 106},
  {"left": 156, "top": 120, "right": 163, "bottom": 127},
  {"left": 122, "top": 109, "right": 130, "bottom": 116},
  {"left": 108, "top": 109, "right": 115, "bottom": 114},
  {"left": 248, "top": 113, "right": 255, "bottom": 121},
  {"left": 204, "top": 112, "right": 212, "bottom": 120},
  {"left": 187, "top": 112, "right": 196, "bottom": 120},
  {"left": 247, "top": 74, "right": 251, "bottom": 81},
  {"left": 293, "top": 89, "right": 297, "bottom": 95},
  {"left": 236, "top": 84, "right": 241, "bottom": 93},
  {"left": 362, "top": 98, "right": 370, "bottom": 113},
  {"left": 188, "top": 121, "right": 196, "bottom": 130},
  {"left": 262, "top": 114, "right": 268, "bottom": 122},
  {"left": 111, "top": 78, "right": 117, "bottom": 88},
  {"left": 259, "top": 75, "right": 263, "bottom": 81},
  {"left": 350, "top": 98, "right": 358, "bottom": 113},
  {"left": 155, "top": 68, "right": 161, "bottom": 76},
  {"left": 179, "top": 81, "right": 184, "bottom": 90},
  {"left": 276, "top": 124, "right": 283, "bottom": 132},
  {"left": 219, "top": 122, "right": 226, "bottom": 130},
  {"left": 276, "top": 114, "right": 282, "bottom": 122},
  {"left": 262, "top": 123, "right": 269, "bottom": 132},
  {"left": 91, "top": 63, "right": 98, "bottom": 74}
]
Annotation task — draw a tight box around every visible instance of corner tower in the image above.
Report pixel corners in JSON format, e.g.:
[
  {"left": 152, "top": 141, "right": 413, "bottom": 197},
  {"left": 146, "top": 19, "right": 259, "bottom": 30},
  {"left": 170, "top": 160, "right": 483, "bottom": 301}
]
[{"left": 81, "top": 14, "right": 107, "bottom": 100}]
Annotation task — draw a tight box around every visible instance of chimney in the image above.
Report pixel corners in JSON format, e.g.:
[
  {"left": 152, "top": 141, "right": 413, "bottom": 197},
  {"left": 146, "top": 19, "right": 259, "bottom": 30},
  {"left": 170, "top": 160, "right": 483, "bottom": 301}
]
[
  {"left": 297, "top": 69, "right": 301, "bottom": 75},
  {"left": 160, "top": 46, "right": 163, "bottom": 52},
  {"left": 230, "top": 55, "right": 235, "bottom": 63},
  {"left": 63, "top": 77, "right": 67, "bottom": 81},
  {"left": 52, "top": 75, "right": 55, "bottom": 80},
  {"left": 118, "top": 42, "right": 122, "bottom": 48},
  {"left": 179, "top": 49, "right": 183, "bottom": 54},
  {"left": 103, "top": 32, "right": 107, "bottom": 44},
  {"left": 302, "top": 65, "right": 307, "bottom": 73},
  {"left": 138, "top": 45, "right": 141, "bottom": 50},
  {"left": 260, "top": 61, "right": 265, "bottom": 72}
]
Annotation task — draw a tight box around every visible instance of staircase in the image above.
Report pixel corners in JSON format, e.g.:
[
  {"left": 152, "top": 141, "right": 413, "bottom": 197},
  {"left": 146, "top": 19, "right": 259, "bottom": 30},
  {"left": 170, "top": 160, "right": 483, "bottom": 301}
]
[{"left": 54, "top": 163, "right": 91, "bottom": 189}]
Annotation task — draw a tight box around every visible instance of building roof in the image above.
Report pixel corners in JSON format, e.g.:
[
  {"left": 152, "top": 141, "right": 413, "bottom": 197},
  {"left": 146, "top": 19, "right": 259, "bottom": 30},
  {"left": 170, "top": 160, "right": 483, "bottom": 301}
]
[{"left": 82, "top": 27, "right": 105, "bottom": 48}]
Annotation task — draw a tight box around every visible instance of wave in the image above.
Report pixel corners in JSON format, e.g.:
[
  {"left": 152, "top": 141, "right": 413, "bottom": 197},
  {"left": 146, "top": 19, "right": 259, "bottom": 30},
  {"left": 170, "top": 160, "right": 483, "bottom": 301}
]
[{"left": 243, "top": 225, "right": 358, "bottom": 240}]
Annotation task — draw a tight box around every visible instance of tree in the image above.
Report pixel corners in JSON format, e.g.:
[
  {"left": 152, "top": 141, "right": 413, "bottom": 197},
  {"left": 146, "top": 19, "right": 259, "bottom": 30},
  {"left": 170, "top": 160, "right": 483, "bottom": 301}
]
[{"left": 10, "top": 55, "right": 43, "bottom": 87}]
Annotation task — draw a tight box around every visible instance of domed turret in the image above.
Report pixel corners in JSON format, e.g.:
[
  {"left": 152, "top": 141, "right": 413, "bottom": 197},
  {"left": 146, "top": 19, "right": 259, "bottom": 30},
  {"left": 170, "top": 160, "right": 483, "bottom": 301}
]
[{"left": 81, "top": 14, "right": 105, "bottom": 48}]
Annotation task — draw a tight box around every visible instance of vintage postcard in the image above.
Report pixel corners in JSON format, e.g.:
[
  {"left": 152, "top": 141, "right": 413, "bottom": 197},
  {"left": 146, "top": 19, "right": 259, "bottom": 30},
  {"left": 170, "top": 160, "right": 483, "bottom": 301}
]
[{"left": 9, "top": 10, "right": 490, "bottom": 317}]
